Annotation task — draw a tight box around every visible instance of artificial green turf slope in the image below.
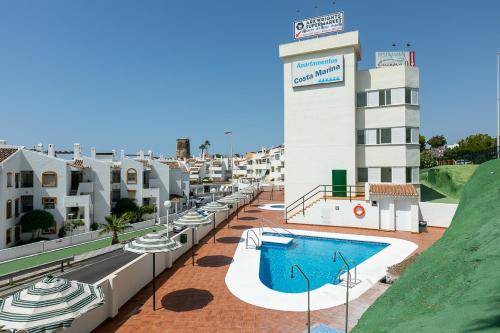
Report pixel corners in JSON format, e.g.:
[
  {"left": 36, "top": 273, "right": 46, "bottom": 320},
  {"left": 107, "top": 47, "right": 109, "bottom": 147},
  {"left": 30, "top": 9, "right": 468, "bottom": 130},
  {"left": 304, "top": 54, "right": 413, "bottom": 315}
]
[
  {"left": 352, "top": 160, "right": 500, "bottom": 333},
  {"left": 420, "top": 165, "right": 478, "bottom": 203}
]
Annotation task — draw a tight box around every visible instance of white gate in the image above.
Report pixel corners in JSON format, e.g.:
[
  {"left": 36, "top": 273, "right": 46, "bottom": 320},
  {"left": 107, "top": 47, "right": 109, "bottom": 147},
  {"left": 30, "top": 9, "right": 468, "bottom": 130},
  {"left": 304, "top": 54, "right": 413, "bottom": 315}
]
[
  {"left": 379, "top": 199, "right": 393, "bottom": 230},
  {"left": 395, "top": 200, "right": 412, "bottom": 231}
]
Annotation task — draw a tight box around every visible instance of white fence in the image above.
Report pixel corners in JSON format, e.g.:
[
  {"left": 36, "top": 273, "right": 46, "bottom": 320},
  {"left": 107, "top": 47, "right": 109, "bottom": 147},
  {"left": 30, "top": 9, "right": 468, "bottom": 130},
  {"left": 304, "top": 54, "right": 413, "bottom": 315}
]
[{"left": 419, "top": 202, "right": 459, "bottom": 228}]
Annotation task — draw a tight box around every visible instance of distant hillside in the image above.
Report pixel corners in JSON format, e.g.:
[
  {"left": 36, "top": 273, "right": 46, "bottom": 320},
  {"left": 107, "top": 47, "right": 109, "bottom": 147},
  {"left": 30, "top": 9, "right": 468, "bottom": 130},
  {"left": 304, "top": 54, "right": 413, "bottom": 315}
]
[
  {"left": 420, "top": 165, "right": 478, "bottom": 203},
  {"left": 353, "top": 160, "right": 500, "bottom": 333}
]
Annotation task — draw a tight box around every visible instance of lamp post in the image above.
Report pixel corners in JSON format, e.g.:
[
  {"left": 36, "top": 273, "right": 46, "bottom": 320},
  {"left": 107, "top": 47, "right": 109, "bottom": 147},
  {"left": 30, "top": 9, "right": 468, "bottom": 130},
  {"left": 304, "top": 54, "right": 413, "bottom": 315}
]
[
  {"left": 163, "top": 200, "right": 172, "bottom": 238},
  {"left": 224, "top": 130, "right": 233, "bottom": 193},
  {"left": 211, "top": 188, "right": 216, "bottom": 202},
  {"left": 290, "top": 264, "right": 310, "bottom": 333},
  {"left": 333, "top": 251, "right": 350, "bottom": 333}
]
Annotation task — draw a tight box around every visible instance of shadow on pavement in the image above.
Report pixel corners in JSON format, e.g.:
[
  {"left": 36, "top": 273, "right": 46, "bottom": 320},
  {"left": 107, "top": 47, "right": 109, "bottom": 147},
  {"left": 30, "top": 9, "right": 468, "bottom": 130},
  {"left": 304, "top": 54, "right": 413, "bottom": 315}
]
[{"left": 162, "top": 288, "right": 213, "bottom": 312}]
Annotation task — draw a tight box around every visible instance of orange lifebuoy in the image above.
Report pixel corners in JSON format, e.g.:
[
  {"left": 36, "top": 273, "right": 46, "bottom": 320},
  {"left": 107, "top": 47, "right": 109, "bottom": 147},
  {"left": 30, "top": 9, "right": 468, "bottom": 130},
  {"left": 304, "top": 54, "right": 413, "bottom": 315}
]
[{"left": 353, "top": 204, "right": 365, "bottom": 217}]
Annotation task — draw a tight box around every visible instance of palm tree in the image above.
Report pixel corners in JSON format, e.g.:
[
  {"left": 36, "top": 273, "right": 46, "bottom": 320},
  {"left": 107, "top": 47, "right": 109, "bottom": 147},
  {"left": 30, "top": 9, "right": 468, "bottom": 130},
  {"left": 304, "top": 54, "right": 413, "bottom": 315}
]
[
  {"left": 199, "top": 143, "right": 206, "bottom": 157},
  {"left": 99, "top": 215, "right": 133, "bottom": 245},
  {"left": 203, "top": 140, "right": 211, "bottom": 155}
]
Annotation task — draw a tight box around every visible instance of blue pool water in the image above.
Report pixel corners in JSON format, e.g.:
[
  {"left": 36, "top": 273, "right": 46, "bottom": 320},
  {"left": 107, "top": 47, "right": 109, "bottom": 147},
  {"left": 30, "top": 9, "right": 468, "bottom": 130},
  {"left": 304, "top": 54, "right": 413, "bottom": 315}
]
[
  {"left": 270, "top": 204, "right": 285, "bottom": 209},
  {"left": 259, "top": 233, "right": 389, "bottom": 293}
]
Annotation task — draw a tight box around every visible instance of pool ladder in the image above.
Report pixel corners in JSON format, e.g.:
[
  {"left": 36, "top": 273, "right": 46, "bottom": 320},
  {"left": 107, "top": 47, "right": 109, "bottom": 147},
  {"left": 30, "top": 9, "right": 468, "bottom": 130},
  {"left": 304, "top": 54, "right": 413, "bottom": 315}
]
[
  {"left": 335, "top": 259, "right": 361, "bottom": 287},
  {"left": 259, "top": 218, "right": 296, "bottom": 239},
  {"left": 245, "top": 229, "right": 260, "bottom": 249}
]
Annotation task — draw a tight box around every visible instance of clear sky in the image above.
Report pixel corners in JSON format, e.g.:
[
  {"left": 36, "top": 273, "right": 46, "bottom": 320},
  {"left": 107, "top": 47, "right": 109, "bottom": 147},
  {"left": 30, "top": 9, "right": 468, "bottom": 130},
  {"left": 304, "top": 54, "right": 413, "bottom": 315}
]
[{"left": 0, "top": 0, "right": 499, "bottom": 157}]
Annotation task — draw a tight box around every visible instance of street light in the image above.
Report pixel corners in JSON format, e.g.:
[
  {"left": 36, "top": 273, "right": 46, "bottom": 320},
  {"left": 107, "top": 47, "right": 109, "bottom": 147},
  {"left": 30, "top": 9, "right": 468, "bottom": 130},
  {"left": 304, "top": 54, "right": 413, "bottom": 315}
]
[
  {"left": 333, "top": 251, "right": 350, "bottom": 333},
  {"left": 290, "top": 264, "right": 310, "bottom": 333},
  {"left": 163, "top": 200, "right": 172, "bottom": 238},
  {"left": 224, "top": 130, "right": 234, "bottom": 193},
  {"left": 211, "top": 188, "right": 216, "bottom": 202}
]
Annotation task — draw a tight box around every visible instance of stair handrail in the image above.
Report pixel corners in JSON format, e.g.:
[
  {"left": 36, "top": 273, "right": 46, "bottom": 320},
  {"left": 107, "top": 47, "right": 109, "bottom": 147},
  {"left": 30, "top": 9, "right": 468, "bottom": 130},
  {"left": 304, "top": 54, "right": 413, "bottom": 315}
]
[
  {"left": 245, "top": 229, "right": 260, "bottom": 249},
  {"left": 260, "top": 218, "right": 295, "bottom": 238}
]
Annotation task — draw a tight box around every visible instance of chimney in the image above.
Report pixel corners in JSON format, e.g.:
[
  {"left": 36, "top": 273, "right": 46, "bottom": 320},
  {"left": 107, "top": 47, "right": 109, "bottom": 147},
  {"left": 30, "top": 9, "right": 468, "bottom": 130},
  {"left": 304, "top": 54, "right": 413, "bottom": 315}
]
[
  {"left": 111, "top": 149, "right": 116, "bottom": 161},
  {"left": 120, "top": 149, "right": 125, "bottom": 161},
  {"left": 91, "top": 147, "right": 96, "bottom": 159},
  {"left": 73, "top": 143, "right": 81, "bottom": 159},
  {"left": 36, "top": 143, "right": 43, "bottom": 152},
  {"left": 148, "top": 150, "right": 153, "bottom": 161},
  {"left": 48, "top": 144, "right": 55, "bottom": 157},
  {"left": 139, "top": 149, "right": 145, "bottom": 160}
]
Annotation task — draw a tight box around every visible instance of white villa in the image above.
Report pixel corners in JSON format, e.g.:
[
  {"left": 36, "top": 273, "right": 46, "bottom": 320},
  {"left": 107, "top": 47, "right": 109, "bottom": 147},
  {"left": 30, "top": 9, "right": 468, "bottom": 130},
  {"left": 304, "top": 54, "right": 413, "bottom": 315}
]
[{"left": 0, "top": 141, "right": 190, "bottom": 250}]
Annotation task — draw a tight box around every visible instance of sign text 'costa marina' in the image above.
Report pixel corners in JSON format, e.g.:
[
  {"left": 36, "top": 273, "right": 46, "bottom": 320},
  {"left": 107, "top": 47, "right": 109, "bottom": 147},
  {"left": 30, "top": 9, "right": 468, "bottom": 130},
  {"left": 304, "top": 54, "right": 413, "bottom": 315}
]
[
  {"left": 293, "top": 12, "right": 344, "bottom": 40},
  {"left": 292, "top": 55, "right": 344, "bottom": 87}
]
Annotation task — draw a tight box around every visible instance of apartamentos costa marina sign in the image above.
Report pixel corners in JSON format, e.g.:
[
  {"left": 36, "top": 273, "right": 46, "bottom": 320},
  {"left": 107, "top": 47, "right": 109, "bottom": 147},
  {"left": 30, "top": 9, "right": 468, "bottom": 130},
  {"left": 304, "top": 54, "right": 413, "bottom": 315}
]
[
  {"left": 293, "top": 12, "right": 344, "bottom": 40},
  {"left": 292, "top": 55, "right": 344, "bottom": 87}
]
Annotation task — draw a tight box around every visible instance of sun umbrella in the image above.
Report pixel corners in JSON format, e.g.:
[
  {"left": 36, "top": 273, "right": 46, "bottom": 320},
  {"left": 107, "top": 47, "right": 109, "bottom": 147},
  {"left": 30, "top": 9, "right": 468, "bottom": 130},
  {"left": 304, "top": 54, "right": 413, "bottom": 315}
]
[
  {"left": 125, "top": 231, "right": 181, "bottom": 310},
  {"left": 218, "top": 196, "right": 241, "bottom": 222},
  {"left": 230, "top": 193, "right": 251, "bottom": 213},
  {"left": 0, "top": 275, "right": 104, "bottom": 333},
  {"left": 173, "top": 211, "right": 211, "bottom": 266},
  {"left": 201, "top": 201, "right": 229, "bottom": 243}
]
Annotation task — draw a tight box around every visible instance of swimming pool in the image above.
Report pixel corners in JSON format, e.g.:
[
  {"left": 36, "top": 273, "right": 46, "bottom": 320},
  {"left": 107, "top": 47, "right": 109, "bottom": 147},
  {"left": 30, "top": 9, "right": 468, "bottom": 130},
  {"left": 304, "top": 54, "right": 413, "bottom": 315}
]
[
  {"left": 225, "top": 228, "right": 417, "bottom": 311},
  {"left": 259, "top": 203, "right": 285, "bottom": 210},
  {"left": 259, "top": 233, "right": 388, "bottom": 293}
]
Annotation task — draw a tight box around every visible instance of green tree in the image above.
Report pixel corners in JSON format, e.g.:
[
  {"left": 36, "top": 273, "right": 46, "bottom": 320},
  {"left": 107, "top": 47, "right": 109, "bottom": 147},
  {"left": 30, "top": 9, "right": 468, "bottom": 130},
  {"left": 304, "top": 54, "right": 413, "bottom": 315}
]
[
  {"left": 20, "top": 210, "right": 56, "bottom": 240},
  {"left": 199, "top": 143, "right": 206, "bottom": 157},
  {"left": 114, "top": 198, "right": 139, "bottom": 217},
  {"left": 457, "top": 133, "right": 495, "bottom": 153},
  {"left": 419, "top": 134, "right": 427, "bottom": 152},
  {"left": 420, "top": 151, "right": 437, "bottom": 169},
  {"left": 427, "top": 135, "right": 447, "bottom": 149},
  {"left": 99, "top": 215, "right": 133, "bottom": 245},
  {"left": 203, "top": 140, "right": 211, "bottom": 154}
]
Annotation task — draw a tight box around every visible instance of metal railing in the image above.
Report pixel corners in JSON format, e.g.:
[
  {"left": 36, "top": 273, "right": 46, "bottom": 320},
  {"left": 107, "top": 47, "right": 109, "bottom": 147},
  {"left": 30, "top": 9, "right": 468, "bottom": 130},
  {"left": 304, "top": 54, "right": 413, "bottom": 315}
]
[
  {"left": 0, "top": 256, "right": 74, "bottom": 287},
  {"left": 285, "top": 184, "right": 365, "bottom": 222},
  {"left": 260, "top": 218, "right": 295, "bottom": 238},
  {"left": 245, "top": 229, "right": 260, "bottom": 249}
]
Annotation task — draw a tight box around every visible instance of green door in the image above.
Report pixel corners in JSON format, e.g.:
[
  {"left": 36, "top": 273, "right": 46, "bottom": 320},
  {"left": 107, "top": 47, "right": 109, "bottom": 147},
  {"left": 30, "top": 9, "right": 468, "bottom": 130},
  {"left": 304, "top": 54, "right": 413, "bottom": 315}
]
[{"left": 332, "top": 170, "right": 347, "bottom": 197}]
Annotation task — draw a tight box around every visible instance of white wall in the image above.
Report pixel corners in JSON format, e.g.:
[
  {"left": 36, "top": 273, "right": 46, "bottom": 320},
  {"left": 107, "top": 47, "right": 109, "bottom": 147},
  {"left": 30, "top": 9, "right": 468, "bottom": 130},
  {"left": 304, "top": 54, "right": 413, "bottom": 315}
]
[{"left": 419, "top": 202, "right": 458, "bottom": 228}]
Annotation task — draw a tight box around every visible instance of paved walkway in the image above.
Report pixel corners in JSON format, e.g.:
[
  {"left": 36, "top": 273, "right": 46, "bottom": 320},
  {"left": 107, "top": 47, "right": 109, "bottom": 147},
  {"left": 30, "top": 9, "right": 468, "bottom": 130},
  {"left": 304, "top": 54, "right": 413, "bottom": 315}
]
[{"left": 94, "top": 191, "right": 445, "bottom": 333}]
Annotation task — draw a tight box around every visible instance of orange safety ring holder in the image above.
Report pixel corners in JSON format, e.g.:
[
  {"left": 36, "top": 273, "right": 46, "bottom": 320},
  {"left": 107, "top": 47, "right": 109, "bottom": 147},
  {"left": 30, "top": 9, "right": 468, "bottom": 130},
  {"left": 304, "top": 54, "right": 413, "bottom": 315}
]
[{"left": 353, "top": 204, "right": 365, "bottom": 217}]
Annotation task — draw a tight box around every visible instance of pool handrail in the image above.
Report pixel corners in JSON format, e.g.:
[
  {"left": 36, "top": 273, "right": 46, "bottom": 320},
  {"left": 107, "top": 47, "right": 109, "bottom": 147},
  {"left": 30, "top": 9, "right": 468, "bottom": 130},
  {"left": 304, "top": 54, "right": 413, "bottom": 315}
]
[
  {"left": 260, "top": 218, "right": 295, "bottom": 239},
  {"left": 245, "top": 229, "right": 260, "bottom": 249}
]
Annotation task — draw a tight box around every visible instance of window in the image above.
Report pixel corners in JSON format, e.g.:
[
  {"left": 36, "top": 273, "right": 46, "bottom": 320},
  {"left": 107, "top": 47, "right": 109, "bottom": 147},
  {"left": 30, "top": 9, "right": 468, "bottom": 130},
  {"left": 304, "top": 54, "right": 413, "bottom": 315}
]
[
  {"left": 406, "top": 168, "right": 413, "bottom": 183},
  {"left": 14, "top": 199, "right": 19, "bottom": 217},
  {"left": 111, "top": 190, "right": 120, "bottom": 203},
  {"left": 6, "top": 173, "right": 12, "bottom": 188},
  {"left": 21, "top": 171, "right": 33, "bottom": 187},
  {"left": 128, "top": 190, "right": 136, "bottom": 200},
  {"left": 21, "top": 195, "right": 33, "bottom": 213},
  {"left": 367, "top": 91, "right": 379, "bottom": 107},
  {"left": 380, "top": 128, "right": 392, "bottom": 144},
  {"left": 391, "top": 88, "right": 405, "bottom": 104},
  {"left": 6, "top": 200, "right": 12, "bottom": 219},
  {"left": 6, "top": 228, "right": 12, "bottom": 245},
  {"left": 356, "top": 92, "right": 367, "bottom": 107},
  {"left": 127, "top": 169, "right": 137, "bottom": 184},
  {"left": 358, "top": 168, "right": 368, "bottom": 182},
  {"left": 381, "top": 168, "right": 392, "bottom": 183},
  {"left": 379, "top": 90, "right": 391, "bottom": 106},
  {"left": 15, "top": 173, "right": 19, "bottom": 188},
  {"left": 42, "top": 172, "right": 57, "bottom": 187},
  {"left": 406, "top": 128, "right": 412, "bottom": 143},
  {"left": 42, "top": 197, "right": 57, "bottom": 209},
  {"left": 405, "top": 88, "right": 419, "bottom": 105},
  {"left": 357, "top": 130, "right": 365, "bottom": 144},
  {"left": 111, "top": 170, "right": 121, "bottom": 183}
]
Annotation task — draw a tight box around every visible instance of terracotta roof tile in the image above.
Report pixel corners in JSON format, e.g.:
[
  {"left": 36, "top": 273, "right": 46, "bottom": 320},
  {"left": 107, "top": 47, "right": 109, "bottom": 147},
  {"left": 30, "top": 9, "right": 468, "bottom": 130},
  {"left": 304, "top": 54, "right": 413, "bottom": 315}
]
[
  {"left": 369, "top": 183, "right": 418, "bottom": 197},
  {"left": 68, "top": 159, "right": 87, "bottom": 169},
  {"left": 0, "top": 148, "right": 19, "bottom": 163}
]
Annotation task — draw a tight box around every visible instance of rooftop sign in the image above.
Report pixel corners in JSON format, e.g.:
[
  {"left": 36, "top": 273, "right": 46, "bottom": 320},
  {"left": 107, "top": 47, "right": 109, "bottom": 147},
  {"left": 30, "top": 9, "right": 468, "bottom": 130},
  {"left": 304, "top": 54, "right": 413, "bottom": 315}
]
[
  {"left": 292, "top": 55, "right": 344, "bottom": 87},
  {"left": 293, "top": 12, "right": 344, "bottom": 40},
  {"left": 375, "top": 51, "right": 416, "bottom": 67}
]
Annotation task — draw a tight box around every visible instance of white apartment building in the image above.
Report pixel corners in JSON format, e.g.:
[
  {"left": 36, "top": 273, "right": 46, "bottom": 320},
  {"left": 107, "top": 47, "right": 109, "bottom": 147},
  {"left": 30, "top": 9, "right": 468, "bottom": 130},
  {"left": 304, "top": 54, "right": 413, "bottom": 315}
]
[
  {"left": 243, "top": 146, "right": 285, "bottom": 185},
  {"left": 279, "top": 31, "right": 420, "bottom": 232},
  {"left": 0, "top": 141, "right": 190, "bottom": 249}
]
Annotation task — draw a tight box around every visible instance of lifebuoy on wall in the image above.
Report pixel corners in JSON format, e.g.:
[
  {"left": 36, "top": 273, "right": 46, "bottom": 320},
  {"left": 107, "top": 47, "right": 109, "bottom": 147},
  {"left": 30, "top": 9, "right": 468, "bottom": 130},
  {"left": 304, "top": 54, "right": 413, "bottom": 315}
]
[{"left": 353, "top": 204, "right": 365, "bottom": 218}]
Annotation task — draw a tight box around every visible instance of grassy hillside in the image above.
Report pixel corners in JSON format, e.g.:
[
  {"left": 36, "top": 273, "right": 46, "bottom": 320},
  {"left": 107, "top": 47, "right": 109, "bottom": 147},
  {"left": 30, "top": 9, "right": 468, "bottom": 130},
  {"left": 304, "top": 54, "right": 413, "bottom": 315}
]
[
  {"left": 420, "top": 165, "right": 478, "bottom": 203},
  {"left": 353, "top": 160, "right": 500, "bottom": 333}
]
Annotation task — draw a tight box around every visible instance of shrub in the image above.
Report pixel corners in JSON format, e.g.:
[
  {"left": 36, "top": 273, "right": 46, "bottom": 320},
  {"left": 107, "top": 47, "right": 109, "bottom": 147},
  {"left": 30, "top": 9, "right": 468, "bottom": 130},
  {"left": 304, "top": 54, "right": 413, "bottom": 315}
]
[
  {"left": 420, "top": 151, "right": 437, "bottom": 169},
  {"left": 58, "top": 227, "right": 66, "bottom": 238},
  {"left": 114, "top": 198, "right": 139, "bottom": 217},
  {"left": 90, "top": 222, "right": 99, "bottom": 231}
]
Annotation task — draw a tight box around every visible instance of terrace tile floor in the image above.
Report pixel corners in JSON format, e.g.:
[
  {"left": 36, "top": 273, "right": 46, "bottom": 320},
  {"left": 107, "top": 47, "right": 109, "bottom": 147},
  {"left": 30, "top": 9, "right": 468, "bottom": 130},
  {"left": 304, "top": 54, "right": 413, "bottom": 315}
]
[{"left": 94, "top": 191, "right": 445, "bottom": 333}]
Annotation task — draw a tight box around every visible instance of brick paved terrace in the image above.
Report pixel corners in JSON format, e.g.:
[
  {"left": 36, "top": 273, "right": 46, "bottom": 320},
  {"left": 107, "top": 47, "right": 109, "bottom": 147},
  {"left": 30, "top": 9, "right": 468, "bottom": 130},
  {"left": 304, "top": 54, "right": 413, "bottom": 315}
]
[{"left": 94, "top": 190, "right": 445, "bottom": 333}]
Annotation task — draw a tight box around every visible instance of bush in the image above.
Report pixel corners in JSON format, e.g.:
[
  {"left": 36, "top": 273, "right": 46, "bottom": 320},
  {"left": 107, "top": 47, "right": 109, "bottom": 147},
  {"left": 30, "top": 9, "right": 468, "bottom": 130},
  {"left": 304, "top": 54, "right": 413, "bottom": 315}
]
[
  {"left": 58, "top": 227, "right": 67, "bottom": 238},
  {"left": 420, "top": 151, "right": 437, "bottom": 169},
  {"left": 90, "top": 222, "right": 99, "bottom": 231},
  {"left": 114, "top": 198, "right": 139, "bottom": 217}
]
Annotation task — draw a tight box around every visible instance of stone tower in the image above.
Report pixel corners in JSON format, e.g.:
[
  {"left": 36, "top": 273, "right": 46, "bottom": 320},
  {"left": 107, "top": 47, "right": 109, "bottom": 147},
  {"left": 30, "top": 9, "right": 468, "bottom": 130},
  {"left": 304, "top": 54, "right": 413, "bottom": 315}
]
[{"left": 176, "top": 138, "right": 191, "bottom": 159}]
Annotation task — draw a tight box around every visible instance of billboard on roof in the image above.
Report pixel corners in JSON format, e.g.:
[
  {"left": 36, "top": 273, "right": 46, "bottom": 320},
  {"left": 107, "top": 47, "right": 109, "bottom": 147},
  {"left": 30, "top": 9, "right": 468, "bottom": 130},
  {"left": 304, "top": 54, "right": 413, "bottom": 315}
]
[{"left": 293, "top": 12, "right": 344, "bottom": 40}]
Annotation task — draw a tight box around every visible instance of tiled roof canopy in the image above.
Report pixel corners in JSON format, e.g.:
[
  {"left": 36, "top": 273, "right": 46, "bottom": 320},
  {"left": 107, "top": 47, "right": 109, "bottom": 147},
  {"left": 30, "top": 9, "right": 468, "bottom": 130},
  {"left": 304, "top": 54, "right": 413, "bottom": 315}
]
[
  {"left": 0, "top": 148, "right": 18, "bottom": 163},
  {"left": 68, "top": 159, "right": 87, "bottom": 169},
  {"left": 369, "top": 183, "right": 418, "bottom": 197}
]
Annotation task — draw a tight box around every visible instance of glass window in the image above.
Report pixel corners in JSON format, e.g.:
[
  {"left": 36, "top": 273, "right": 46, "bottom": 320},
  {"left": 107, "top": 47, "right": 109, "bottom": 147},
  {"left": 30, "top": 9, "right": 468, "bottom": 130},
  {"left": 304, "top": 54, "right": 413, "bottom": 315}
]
[
  {"left": 391, "top": 88, "right": 405, "bottom": 104},
  {"left": 14, "top": 199, "right": 19, "bottom": 217},
  {"left": 411, "top": 89, "right": 419, "bottom": 105},
  {"left": 15, "top": 173, "right": 19, "bottom": 188},
  {"left": 42, "top": 172, "right": 57, "bottom": 187},
  {"left": 406, "top": 168, "right": 413, "bottom": 183},
  {"left": 406, "top": 128, "right": 412, "bottom": 143},
  {"left": 405, "top": 88, "right": 412, "bottom": 104},
  {"left": 367, "top": 91, "right": 379, "bottom": 107},
  {"left": 6, "top": 200, "right": 12, "bottom": 219},
  {"left": 379, "top": 90, "right": 391, "bottom": 106},
  {"left": 380, "top": 128, "right": 392, "bottom": 144},
  {"left": 127, "top": 169, "right": 137, "bottom": 184},
  {"left": 21, "top": 195, "right": 33, "bottom": 213},
  {"left": 111, "top": 170, "right": 120, "bottom": 183},
  {"left": 128, "top": 190, "right": 136, "bottom": 200},
  {"left": 358, "top": 168, "right": 368, "bottom": 182},
  {"left": 21, "top": 171, "right": 33, "bottom": 188},
  {"left": 357, "top": 130, "right": 365, "bottom": 144},
  {"left": 111, "top": 190, "right": 120, "bottom": 203},
  {"left": 42, "top": 197, "right": 57, "bottom": 209},
  {"left": 381, "top": 168, "right": 392, "bottom": 183},
  {"left": 356, "top": 92, "right": 367, "bottom": 107},
  {"left": 6, "top": 173, "right": 12, "bottom": 188},
  {"left": 6, "top": 228, "right": 12, "bottom": 245}
]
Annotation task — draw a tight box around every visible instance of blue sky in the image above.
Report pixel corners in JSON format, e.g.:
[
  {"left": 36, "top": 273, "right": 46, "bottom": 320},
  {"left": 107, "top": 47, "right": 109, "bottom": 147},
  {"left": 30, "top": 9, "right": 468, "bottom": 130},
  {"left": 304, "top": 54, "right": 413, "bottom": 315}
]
[{"left": 0, "top": 0, "right": 499, "bottom": 156}]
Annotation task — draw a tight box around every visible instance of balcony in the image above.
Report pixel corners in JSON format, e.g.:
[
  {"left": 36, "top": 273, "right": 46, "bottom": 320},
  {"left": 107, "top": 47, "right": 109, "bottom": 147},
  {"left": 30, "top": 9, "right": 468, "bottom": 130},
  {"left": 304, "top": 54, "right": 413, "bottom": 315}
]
[
  {"left": 64, "top": 194, "right": 91, "bottom": 208},
  {"left": 77, "top": 182, "right": 93, "bottom": 195}
]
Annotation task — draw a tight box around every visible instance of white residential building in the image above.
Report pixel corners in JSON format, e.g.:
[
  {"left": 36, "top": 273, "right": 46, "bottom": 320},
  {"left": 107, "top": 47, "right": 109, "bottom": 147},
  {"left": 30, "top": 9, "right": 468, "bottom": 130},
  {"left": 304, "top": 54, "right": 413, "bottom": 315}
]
[{"left": 279, "top": 31, "right": 420, "bottom": 232}]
